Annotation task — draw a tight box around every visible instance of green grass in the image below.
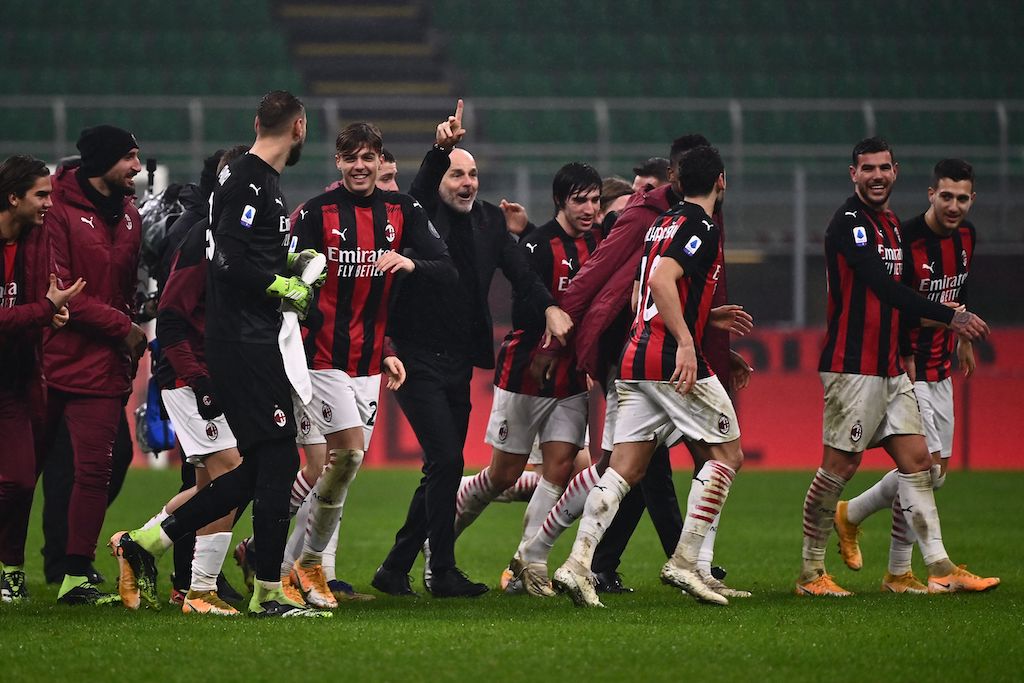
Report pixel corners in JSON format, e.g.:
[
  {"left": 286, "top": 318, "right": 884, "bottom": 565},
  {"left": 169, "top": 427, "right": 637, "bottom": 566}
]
[{"left": 2, "top": 469, "right": 1021, "bottom": 682}]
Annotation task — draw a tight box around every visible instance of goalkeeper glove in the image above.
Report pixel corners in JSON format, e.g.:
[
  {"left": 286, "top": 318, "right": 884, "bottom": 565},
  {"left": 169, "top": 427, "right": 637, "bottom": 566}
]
[
  {"left": 266, "top": 274, "right": 313, "bottom": 319},
  {"left": 287, "top": 248, "right": 327, "bottom": 288}
]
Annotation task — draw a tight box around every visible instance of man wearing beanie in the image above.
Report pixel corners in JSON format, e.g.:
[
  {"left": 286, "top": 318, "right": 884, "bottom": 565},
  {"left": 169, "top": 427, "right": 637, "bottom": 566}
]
[{"left": 41, "top": 124, "right": 148, "bottom": 604}]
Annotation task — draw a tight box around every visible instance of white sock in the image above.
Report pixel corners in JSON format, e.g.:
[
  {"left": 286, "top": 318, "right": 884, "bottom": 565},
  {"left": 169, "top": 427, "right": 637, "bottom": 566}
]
[
  {"left": 519, "top": 464, "right": 600, "bottom": 564},
  {"left": 671, "top": 461, "right": 735, "bottom": 569},
  {"left": 896, "top": 471, "right": 949, "bottom": 567},
  {"left": 454, "top": 467, "right": 497, "bottom": 537},
  {"left": 300, "top": 449, "right": 363, "bottom": 567},
  {"left": 888, "top": 493, "right": 915, "bottom": 575},
  {"left": 566, "top": 468, "right": 630, "bottom": 571},
  {"left": 495, "top": 470, "right": 540, "bottom": 503},
  {"left": 190, "top": 532, "right": 232, "bottom": 592},
  {"left": 141, "top": 507, "right": 169, "bottom": 531},
  {"left": 687, "top": 478, "right": 719, "bottom": 574},
  {"left": 322, "top": 527, "right": 339, "bottom": 582},
  {"left": 519, "top": 477, "right": 564, "bottom": 548},
  {"left": 290, "top": 470, "right": 316, "bottom": 517},
  {"left": 800, "top": 468, "right": 847, "bottom": 579},
  {"left": 847, "top": 468, "right": 899, "bottom": 525},
  {"left": 281, "top": 493, "right": 312, "bottom": 578}
]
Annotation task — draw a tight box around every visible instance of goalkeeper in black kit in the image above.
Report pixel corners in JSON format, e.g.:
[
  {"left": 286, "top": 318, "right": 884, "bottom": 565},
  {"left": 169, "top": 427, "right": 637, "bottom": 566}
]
[{"left": 111, "top": 91, "right": 333, "bottom": 617}]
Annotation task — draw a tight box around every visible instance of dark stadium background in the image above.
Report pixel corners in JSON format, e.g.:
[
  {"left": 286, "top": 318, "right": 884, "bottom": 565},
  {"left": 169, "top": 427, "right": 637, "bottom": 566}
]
[{"left": 3, "top": 0, "right": 1021, "bottom": 469}]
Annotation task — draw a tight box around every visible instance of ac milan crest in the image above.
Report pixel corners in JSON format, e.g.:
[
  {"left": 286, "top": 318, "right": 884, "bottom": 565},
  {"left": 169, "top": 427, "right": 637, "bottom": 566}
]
[
  {"left": 205, "top": 422, "right": 219, "bottom": 440},
  {"left": 961, "top": 249, "right": 968, "bottom": 267},
  {"left": 498, "top": 419, "right": 509, "bottom": 442},
  {"left": 384, "top": 223, "right": 396, "bottom": 243},
  {"left": 850, "top": 421, "right": 863, "bottom": 443},
  {"left": 718, "top": 414, "right": 731, "bottom": 435},
  {"left": 322, "top": 402, "right": 333, "bottom": 423},
  {"left": 300, "top": 414, "right": 311, "bottom": 435},
  {"left": 273, "top": 408, "right": 287, "bottom": 428}
]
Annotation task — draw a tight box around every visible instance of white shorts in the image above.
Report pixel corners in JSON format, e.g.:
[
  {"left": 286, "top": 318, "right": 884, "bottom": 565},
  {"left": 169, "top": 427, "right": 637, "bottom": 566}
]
[
  {"left": 161, "top": 387, "right": 238, "bottom": 465},
  {"left": 613, "top": 376, "right": 738, "bottom": 447},
  {"left": 914, "top": 378, "right": 954, "bottom": 458},
  {"left": 293, "top": 369, "right": 380, "bottom": 450},
  {"left": 820, "top": 372, "right": 924, "bottom": 453},
  {"left": 485, "top": 387, "right": 589, "bottom": 455}
]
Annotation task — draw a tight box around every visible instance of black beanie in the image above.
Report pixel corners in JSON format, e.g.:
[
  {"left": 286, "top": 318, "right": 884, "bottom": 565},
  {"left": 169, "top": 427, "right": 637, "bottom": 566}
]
[{"left": 76, "top": 125, "right": 139, "bottom": 177}]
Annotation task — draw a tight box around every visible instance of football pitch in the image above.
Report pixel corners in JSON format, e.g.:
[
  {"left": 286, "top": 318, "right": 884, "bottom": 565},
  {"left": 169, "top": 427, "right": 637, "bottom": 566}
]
[{"left": 2, "top": 468, "right": 1021, "bottom": 682}]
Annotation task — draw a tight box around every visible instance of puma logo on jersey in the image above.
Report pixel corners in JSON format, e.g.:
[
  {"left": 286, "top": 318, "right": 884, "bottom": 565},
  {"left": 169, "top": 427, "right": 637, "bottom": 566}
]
[
  {"left": 561, "top": 258, "right": 574, "bottom": 270},
  {"left": 275, "top": 198, "right": 284, "bottom": 207},
  {"left": 331, "top": 228, "right": 348, "bottom": 242},
  {"left": 249, "top": 184, "right": 261, "bottom": 196},
  {"left": 526, "top": 243, "right": 537, "bottom": 253},
  {"left": 80, "top": 216, "right": 95, "bottom": 228},
  {"left": 701, "top": 219, "right": 715, "bottom": 231},
  {"left": 845, "top": 210, "right": 857, "bottom": 218},
  {"left": 922, "top": 261, "right": 935, "bottom": 273},
  {"left": 299, "top": 209, "right": 309, "bottom": 220}
]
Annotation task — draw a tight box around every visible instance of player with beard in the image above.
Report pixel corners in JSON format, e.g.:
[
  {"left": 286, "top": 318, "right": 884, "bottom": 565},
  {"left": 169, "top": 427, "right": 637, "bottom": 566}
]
[
  {"left": 833, "top": 158, "right": 996, "bottom": 594},
  {"left": 0, "top": 155, "right": 85, "bottom": 602},
  {"left": 553, "top": 146, "right": 746, "bottom": 608},
  {"left": 372, "top": 101, "right": 572, "bottom": 598},
  {"left": 40, "top": 126, "right": 147, "bottom": 605},
  {"left": 283, "top": 122, "right": 454, "bottom": 609},
  {"left": 797, "top": 138, "right": 996, "bottom": 597},
  {"left": 454, "top": 162, "right": 602, "bottom": 596},
  {"left": 113, "top": 91, "right": 332, "bottom": 617}
]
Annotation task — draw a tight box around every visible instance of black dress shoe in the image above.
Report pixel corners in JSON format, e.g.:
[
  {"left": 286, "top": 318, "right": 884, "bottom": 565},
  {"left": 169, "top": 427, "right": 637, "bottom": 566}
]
[
  {"left": 372, "top": 565, "right": 417, "bottom": 596},
  {"left": 428, "top": 568, "right": 489, "bottom": 598},
  {"left": 593, "top": 570, "right": 633, "bottom": 594}
]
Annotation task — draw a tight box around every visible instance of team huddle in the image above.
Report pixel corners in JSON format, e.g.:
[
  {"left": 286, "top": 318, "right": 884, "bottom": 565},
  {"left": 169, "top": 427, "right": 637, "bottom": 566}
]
[{"left": 0, "top": 90, "right": 999, "bottom": 616}]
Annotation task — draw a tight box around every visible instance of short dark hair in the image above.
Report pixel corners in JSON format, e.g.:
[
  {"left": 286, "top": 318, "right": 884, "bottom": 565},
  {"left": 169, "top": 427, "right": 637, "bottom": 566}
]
[
  {"left": 676, "top": 145, "right": 724, "bottom": 197},
  {"left": 256, "top": 90, "right": 305, "bottom": 134},
  {"left": 932, "top": 158, "right": 974, "bottom": 189},
  {"left": 0, "top": 154, "right": 50, "bottom": 211},
  {"left": 600, "top": 176, "right": 632, "bottom": 212},
  {"left": 380, "top": 147, "right": 396, "bottom": 164},
  {"left": 552, "top": 162, "right": 602, "bottom": 212},
  {"left": 217, "top": 145, "right": 251, "bottom": 175},
  {"left": 335, "top": 122, "right": 383, "bottom": 156},
  {"left": 632, "top": 156, "right": 670, "bottom": 183},
  {"left": 669, "top": 133, "right": 711, "bottom": 169},
  {"left": 851, "top": 136, "right": 894, "bottom": 167}
]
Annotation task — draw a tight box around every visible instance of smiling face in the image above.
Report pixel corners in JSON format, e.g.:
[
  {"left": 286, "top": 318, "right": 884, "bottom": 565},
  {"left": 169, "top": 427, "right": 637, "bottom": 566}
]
[
  {"left": 99, "top": 149, "right": 142, "bottom": 195},
  {"left": 439, "top": 148, "right": 478, "bottom": 213},
  {"left": 557, "top": 187, "right": 601, "bottom": 237},
  {"left": 927, "top": 177, "right": 975, "bottom": 236},
  {"left": 7, "top": 175, "right": 53, "bottom": 234},
  {"left": 336, "top": 144, "right": 379, "bottom": 197},
  {"left": 850, "top": 150, "right": 897, "bottom": 209}
]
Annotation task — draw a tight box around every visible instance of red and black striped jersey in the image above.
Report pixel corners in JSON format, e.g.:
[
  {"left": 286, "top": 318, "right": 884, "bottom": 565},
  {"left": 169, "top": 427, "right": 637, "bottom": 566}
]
[
  {"left": 900, "top": 213, "right": 975, "bottom": 382},
  {"left": 494, "top": 219, "right": 600, "bottom": 397},
  {"left": 291, "top": 185, "right": 448, "bottom": 377},
  {"left": 619, "top": 201, "right": 723, "bottom": 382},
  {"left": 156, "top": 219, "right": 209, "bottom": 390}
]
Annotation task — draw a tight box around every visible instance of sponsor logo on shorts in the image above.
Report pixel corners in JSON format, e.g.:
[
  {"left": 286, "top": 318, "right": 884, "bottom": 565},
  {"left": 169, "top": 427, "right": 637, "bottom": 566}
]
[
  {"left": 384, "top": 223, "right": 396, "bottom": 242},
  {"left": 498, "top": 419, "right": 508, "bottom": 442},
  {"left": 718, "top": 414, "right": 731, "bottom": 435},
  {"left": 322, "top": 401, "right": 333, "bottom": 423},
  {"left": 300, "top": 414, "right": 311, "bottom": 435},
  {"left": 273, "top": 408, "right": 287, "bottom": 428},
  {"left": 205, "top": 422, "right": 219, "bottom": 440},
  {"left": 850, "top": 420, "right": 863, "bottom": 443}
]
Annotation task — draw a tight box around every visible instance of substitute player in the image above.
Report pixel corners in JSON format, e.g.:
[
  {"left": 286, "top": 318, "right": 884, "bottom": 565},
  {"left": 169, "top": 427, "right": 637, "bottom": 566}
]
[
  {"left": 833, "top": 158, "right": 988, "bottom": 593},
  {"left": 113, "top": 91, "right": 332, "bottom": 618},
  {"left": 553, "top": 145, "right": 746, "bottom": 608},
  {"left": 455, "top": 162, "right": 603, "bottom": 596},
  {"left": 285, "top": 122, "right": 455, "bottom": 608},
  {"left": 797, "top": 139, "right": 997, "bottom": 597}
]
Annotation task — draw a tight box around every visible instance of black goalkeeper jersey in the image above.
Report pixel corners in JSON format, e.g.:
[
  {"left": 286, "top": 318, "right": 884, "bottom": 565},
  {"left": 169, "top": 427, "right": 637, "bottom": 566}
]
[{"left": 206, "top": 153, "right": 290, "bottom": 344}]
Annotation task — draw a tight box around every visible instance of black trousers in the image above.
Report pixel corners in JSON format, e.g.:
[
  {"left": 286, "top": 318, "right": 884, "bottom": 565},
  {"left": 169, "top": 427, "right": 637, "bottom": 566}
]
[
  {"left": 41, "top": 409, "right": 133, "bottom": 582},
  {"left": 382, "top": 346, "right": 472, "bottom": 575},
  {"left": 591, "top": 443, "right": 684, "bottom": 574}
]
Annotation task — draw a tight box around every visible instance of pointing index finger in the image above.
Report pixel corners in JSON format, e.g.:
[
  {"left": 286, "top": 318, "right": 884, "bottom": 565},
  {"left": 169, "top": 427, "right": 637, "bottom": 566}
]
[{"left": 454, "top": 98, "right": 464, "bottom": 127}]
